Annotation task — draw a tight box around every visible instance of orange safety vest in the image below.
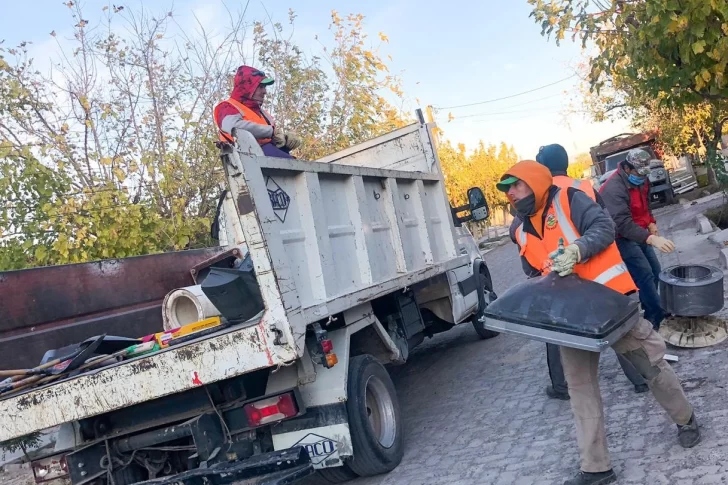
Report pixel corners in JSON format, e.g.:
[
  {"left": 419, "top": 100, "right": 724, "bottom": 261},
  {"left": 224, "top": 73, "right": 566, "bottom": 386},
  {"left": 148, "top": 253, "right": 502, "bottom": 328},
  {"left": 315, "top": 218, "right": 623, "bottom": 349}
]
[
  {"left": 514, "top": 188, "right": 637, "bottom": 295},
  {"left": 213, "top": 98, "right": 273, "bottom": 145},
  {"left": 553, "top": 175, "right": 596, "bottom": 201}
]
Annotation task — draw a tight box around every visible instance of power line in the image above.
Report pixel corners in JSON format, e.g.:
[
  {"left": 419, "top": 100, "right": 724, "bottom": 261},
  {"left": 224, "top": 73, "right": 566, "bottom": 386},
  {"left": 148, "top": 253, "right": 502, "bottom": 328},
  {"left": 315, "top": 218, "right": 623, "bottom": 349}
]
[
  {"left": 435, "top": 74, "right": 577, "bottom": 110},
  {"left": 447, "top": 104, "right": 562, "bottom": 121},
  {"left": 445, "top": 111, "right": 565, "bottom": 125},
  {"left": 445, "top": 93, "right": 565, "bottom": 119}
]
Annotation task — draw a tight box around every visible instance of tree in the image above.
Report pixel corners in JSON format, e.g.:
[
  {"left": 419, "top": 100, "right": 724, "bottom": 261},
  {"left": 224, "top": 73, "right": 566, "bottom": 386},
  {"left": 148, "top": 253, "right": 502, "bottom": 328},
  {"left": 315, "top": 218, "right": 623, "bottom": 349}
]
[
  {"left": 568, "top": 152, "right": 593, "bottom": 179},
  {"left": 0, "top": 4, "right": 409, "bottom": 270},
  {"left": 1, "top": 432, "right": 42, "bottom": 463},
  {"left": 529, "top": 0, "right": 728, "bottom": 182},
  {"left": 438, "top": 140, "right": 518, "bottom": 210}
]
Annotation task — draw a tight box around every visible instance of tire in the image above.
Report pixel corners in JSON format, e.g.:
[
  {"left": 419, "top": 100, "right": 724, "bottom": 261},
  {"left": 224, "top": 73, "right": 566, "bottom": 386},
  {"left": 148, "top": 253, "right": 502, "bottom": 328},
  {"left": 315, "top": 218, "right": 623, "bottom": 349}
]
[
  {"left": 471, "top": 267, "right": 500, "bottom": 339},
  {"left": 345, "top": 355, "right": 403, "bottom": 477},
  {"left": 665, "top": 189, "right": 675, "bottom": 205},
  {"left": 317, "top": 464, "right": 359, "bottom": 483}
]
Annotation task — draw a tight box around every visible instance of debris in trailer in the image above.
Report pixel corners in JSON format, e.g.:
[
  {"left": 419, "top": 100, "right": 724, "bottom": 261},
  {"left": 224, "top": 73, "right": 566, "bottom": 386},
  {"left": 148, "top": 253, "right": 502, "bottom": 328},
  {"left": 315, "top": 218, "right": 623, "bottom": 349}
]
[{"left": 0, "top": 316, "right": 230, "bottom": 399}]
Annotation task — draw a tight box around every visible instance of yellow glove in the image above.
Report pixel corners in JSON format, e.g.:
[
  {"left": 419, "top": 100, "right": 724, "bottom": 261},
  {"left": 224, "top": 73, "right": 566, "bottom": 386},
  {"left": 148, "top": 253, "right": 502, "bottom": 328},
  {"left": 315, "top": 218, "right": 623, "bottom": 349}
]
[
  {"left": 548, "top": 244, "right": 581, "bottom": 277},
  {"left": 647, "top": 235, "right": 675, "bottom": 253},
  {"left": 284, "top": 132, "right": 302, "bottom": 150},
  {"left": 648, "top": 222, "right": 658, "bottom": 236},
  {"left": 271, "top": 128, "right": 286, "bottom": 148}
]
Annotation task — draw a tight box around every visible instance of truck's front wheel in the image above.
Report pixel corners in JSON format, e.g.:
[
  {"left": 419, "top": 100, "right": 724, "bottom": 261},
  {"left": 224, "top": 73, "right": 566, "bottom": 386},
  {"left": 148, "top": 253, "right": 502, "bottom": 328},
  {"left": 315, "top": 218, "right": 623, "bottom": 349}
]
[
  {"left": 472, "top": 267, "right": 500, "bottom": 339},
  {"left": 345, "top": 354, "right": 403, "bottom": 477}
]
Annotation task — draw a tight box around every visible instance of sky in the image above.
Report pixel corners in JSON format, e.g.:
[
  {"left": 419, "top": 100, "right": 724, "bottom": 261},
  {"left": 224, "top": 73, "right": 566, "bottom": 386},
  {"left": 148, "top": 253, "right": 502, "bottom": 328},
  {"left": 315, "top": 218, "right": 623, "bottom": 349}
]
[{"left": 0, "top": 0, "right": 632, "bottom": 161}]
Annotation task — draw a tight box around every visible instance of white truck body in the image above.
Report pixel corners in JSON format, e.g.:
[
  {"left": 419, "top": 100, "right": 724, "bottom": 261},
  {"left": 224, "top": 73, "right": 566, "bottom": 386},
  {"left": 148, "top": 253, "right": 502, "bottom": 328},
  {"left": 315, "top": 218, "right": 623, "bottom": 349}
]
[{"left": 1, "top": 121, "right": 494, "bottom": 485}]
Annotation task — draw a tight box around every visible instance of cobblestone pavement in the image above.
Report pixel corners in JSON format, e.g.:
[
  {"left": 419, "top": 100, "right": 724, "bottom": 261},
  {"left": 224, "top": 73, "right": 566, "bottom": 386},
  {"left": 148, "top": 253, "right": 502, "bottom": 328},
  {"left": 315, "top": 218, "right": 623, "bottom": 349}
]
[
  {"left": 9, "top": 200, "right": 728, "bottom": 485},
  {"left": 349, "top": 204, "right": 728, "bottom": 485}
]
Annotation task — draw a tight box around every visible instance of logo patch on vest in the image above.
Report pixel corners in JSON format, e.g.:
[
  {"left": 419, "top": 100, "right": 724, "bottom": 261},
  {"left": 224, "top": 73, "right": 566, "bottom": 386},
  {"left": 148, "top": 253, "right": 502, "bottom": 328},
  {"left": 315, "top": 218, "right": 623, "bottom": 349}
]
[{"left": 545, "top": 213, "right": 557, "bottom": 229}]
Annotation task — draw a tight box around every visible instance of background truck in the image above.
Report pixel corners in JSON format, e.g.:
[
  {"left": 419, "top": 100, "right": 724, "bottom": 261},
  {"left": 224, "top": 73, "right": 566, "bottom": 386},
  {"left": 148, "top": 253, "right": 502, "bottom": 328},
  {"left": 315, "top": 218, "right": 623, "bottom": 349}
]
[
  {"left": 589, "top": 132, "right": 676, "bottom": 207},
  {"left": 0, "top": 116, "right": 498, "bottom": 485}
]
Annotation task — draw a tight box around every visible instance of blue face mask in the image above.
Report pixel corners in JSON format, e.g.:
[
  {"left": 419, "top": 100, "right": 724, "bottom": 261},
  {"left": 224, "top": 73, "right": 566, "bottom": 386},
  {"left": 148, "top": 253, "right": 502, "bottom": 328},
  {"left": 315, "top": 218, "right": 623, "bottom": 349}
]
[{"left": 628, "top": 174, "right": 646, "bottom": 186}]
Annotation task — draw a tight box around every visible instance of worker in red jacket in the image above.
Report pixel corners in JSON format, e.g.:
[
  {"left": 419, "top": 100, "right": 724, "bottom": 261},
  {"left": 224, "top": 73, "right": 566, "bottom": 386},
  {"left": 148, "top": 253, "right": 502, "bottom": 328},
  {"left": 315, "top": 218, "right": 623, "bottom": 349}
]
[
  {"left": 213, "top": 65, "right": 301, "bottom": 158},
  {"left": 599, "top": 148, "right": 675, "bottom": 330}
]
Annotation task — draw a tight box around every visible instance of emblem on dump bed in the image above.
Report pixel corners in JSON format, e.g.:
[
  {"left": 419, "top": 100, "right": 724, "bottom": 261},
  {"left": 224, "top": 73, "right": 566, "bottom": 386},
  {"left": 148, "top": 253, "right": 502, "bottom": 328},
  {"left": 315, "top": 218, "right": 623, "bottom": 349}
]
[{"left": 266, "top": 176, "right": 290, "bottom": 223}]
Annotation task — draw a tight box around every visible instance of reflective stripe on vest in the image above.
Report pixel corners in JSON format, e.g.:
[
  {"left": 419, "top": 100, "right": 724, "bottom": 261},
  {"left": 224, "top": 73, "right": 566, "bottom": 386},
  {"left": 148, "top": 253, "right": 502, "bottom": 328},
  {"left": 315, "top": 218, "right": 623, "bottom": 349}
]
[
  {"left": 213, "top": 98, "right": 273, "bottom": 145},
  {"left": 551, "top": 192, "right": 579, "bottom": 244},
  {"left": 513, "top": 188, "right": 636, "bottom": 294},
  {"left": 553, "top": 175, "right": 596, "bottom": 201},
  {"left": 593, "top": 262, "right": 630, "bottom": 285}
]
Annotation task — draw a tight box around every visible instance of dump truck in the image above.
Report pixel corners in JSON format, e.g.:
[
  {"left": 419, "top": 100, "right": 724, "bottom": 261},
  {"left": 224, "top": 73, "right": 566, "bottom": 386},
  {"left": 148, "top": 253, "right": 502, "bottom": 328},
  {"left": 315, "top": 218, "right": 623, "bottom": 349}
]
[
  {"left": 0, "top": 117, "right": 498, "bottom": 485},
  {"left": 589, "top": 132, "right": 677, "bottom": 207}
]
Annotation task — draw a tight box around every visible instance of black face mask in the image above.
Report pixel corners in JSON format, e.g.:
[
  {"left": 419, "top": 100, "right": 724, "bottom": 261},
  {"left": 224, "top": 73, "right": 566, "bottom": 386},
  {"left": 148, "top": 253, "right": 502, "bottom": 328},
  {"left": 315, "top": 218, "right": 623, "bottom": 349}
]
[{"left": 514, "top": 194, "right": 537, "bottom": 217}]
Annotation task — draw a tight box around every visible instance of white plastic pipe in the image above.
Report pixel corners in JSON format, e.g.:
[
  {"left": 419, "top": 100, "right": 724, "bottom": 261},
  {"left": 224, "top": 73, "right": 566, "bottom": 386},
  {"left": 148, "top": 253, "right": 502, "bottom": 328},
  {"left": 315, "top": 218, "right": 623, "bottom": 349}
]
[{"left": 162, "top": 285, "right": 220, "bottom": 331}]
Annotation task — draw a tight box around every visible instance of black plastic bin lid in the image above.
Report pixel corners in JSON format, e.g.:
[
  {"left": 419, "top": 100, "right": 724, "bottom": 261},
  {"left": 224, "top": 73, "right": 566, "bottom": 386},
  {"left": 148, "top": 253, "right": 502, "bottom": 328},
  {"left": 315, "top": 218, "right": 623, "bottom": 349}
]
[{"left": 484, "top": 273, "right": 639, "bottom": 339}]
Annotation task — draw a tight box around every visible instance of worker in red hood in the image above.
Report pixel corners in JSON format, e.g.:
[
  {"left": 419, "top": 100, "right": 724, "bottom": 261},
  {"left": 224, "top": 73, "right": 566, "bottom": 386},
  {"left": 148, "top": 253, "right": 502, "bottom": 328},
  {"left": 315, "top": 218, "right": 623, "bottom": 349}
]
[{"left": 213, "top": 65, "right": 301, "bottom": 158}]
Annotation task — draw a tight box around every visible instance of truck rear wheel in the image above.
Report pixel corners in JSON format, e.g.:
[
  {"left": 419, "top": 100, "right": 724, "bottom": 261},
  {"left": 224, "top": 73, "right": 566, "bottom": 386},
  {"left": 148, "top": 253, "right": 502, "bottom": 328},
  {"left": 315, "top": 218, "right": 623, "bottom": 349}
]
[
  {"left": 317, "top": 464, "right": 359, "bottom": 483},
  {"left": 472, "top": 267, "right": 500, "bottom": 339},
  {"left": 345, "top": 354, "right": 403, "bottom": 477}
]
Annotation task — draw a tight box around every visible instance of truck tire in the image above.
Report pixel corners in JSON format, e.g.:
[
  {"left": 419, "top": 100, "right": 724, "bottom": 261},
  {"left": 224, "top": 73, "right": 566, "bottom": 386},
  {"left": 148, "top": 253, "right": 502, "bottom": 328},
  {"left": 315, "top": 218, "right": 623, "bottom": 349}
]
[
  {"left": 665, "top": 189, "right": 675, "bottom": 205},
  {"left": 345, "top": 355, "right": 403, "bottom": 477},
  {"left": 317, "top": 464, "right": 359, "bottom": 483},
  {"left": 471, "top": 267, "right": 500, "bottom": 339}
]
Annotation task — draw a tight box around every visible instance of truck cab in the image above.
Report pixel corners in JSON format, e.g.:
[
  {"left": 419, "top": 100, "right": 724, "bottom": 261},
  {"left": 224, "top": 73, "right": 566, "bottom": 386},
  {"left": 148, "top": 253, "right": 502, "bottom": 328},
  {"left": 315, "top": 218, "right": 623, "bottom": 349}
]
[{"left": 590, "top": 135, "right": 676, "bottom": 208}]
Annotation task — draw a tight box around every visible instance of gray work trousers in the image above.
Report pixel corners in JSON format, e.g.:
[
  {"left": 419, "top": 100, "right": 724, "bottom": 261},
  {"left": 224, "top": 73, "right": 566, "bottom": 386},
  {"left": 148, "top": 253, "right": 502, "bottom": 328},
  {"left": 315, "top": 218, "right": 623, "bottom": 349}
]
[
  {"left": 547, "top": 343, "right": 646, "bottom": 393},
  {"left": 560, "top": 318, "right": 694, "bottom": 472}
]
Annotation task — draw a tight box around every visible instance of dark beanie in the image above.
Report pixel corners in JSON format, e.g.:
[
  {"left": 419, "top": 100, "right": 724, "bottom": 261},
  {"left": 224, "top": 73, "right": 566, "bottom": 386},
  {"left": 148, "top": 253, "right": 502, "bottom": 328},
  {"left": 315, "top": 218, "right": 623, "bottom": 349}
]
[{"left": 535, "top": 144, "right": 569, "bottom": 175}]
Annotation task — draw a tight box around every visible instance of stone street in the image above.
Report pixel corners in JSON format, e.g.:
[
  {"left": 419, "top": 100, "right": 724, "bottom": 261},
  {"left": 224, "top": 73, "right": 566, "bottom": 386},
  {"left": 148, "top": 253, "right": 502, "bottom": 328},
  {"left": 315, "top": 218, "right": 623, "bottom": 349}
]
[{"left": 351, "top": 199, "right": 728, "bottom": 485}]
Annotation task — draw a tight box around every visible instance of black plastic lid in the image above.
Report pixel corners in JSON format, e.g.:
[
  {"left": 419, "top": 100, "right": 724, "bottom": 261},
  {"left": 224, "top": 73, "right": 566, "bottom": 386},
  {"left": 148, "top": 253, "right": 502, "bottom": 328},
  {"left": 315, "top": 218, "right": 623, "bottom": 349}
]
[{"left": 484, "top": 273, "right": 639, "bottom": 339}]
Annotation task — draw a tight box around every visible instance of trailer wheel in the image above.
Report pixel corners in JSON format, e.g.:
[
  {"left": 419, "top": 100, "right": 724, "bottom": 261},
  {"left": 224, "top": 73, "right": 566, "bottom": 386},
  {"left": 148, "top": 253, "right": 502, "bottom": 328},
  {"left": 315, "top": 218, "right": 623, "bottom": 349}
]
[
  {"left": 345, "top": 355, "right": 403, "bottom": 477},
  {"left": 471, "top": 267, "right": 500, "bottom": 339}
]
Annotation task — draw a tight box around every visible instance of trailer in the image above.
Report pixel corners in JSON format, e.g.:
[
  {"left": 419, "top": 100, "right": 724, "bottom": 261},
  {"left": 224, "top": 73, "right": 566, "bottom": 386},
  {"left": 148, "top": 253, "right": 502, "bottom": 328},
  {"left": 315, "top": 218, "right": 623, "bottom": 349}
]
[{"left": 0, "top": 120, "right": 497, "bottom": 485}]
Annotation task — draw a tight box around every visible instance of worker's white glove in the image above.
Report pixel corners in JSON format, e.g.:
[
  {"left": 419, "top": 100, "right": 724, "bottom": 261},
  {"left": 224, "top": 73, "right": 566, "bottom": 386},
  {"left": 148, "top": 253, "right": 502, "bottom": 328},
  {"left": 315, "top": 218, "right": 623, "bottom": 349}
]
[
  {"left": 647, "top": 235, "right": 675, "bottom": 253},
  {"left": 271, "top": 127, "right": 286, "bottom": 148},
  {"left": 648, "top": 222, "right": 659, "bottom": 236},
  {"left": 548, "top": 244, "right": 581, "bottom": 277},
  {"left": 284, "top": 132, "right": 302, "bottom": 150}
]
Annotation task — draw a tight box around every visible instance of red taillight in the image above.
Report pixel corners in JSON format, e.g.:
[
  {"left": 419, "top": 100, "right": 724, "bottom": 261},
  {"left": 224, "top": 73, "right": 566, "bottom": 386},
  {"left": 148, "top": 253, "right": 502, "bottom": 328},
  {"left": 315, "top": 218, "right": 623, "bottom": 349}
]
[
  {"left": 244, "top": 393, "right": 299, "bottom": 427},
  {"left": 320, "top": 339, "right": 333, "bottom": 353}
]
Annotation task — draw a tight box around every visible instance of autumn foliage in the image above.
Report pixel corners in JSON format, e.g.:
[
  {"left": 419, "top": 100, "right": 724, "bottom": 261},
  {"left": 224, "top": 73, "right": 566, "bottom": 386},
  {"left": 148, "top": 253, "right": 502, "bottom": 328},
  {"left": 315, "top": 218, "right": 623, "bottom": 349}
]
[{"left": 0, "top": 5, "right": 410, "bottom": 270}]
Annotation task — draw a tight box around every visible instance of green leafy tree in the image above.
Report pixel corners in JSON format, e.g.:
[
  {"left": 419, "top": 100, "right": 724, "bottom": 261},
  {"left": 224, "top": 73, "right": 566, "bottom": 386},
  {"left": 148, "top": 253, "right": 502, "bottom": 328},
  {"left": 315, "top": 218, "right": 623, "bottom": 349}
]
[
  {"left": 568, "top": 152, "right": 593, "bottom": 179},
  {"left": 529, "top": 0, "right": 728, "bottom": 182},
  {"left": 0, "top": 4, "right": 409, "bottom": 270},
  {"left": 1, "top": 432, "right": 42, "bottom": 463}
]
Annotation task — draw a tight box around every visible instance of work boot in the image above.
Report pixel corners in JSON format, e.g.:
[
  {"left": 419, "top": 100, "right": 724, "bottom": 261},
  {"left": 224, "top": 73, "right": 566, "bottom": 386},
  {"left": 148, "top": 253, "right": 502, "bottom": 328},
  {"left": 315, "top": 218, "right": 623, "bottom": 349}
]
[
  {"left": 677, "top": 413, "right": 701, "bottom": 448},
  {"left": 634, "top": 383, "right": 649, "bottom": 394},
  {"left": 563, "top": 470, "right": 617, "bottom": 485},
  {"left": 546, "top": 386, "right": 570, "bottom": 401}
]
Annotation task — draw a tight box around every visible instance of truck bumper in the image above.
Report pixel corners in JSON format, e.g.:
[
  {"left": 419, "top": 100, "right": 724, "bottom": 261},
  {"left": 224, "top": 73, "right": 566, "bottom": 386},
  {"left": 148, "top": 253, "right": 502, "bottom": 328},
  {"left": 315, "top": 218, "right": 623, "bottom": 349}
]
[
  {"left": 649, "top": 183, "right": 671, "bottom": 194},
  {"left": 135, "top": 447, "right": 314, "bottom": 485}
]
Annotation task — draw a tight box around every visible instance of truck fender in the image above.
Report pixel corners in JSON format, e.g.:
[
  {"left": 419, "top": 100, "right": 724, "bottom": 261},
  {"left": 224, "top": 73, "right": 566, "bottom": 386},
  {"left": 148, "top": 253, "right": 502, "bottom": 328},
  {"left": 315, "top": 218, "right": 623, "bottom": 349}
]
[{"left": 266, "top": 303, "right": 399, "bottom": 467}]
